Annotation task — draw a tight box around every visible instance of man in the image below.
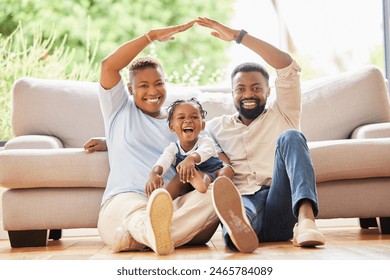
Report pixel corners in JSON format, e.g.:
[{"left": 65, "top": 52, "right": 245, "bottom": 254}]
[{"left": 197, "top": 17, "right": 325, "bottom": 253}]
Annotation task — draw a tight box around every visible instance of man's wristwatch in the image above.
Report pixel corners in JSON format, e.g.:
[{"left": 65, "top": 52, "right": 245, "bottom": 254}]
[{"left": 235, "top": 29, "right": 248, "bottom": 44}]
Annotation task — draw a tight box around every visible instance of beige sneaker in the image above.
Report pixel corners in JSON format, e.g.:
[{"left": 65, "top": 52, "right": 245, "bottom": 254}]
[
  {"left": 147, "top": 188, "right": 174, "bottom": 255},
  {"left": 293, "top": 219, "right": 325, "bottom": 247},
  {"left": 212, "top": 176, "right": 258, "bottom": 253},
  {"left": 111, "top": 226, "right": 147, "bottom": 253}
]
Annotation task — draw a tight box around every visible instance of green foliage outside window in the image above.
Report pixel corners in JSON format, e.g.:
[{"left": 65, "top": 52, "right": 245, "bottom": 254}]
[
  {"left": 0, "top": 0, "right": 235, "bottom": 140},
  {"left": 0, "top": 0, "right": 234, "bottom": 83}
]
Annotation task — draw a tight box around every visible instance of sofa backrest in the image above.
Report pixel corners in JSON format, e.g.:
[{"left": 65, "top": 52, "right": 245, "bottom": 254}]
[
  {"left": 12, "top": 78, "right": 105, "bottom": 148},
  {"left": 10, "top": 66, "right": 390, "bottom": 147},
  {"left": 11, "top": 79, "right": 204, "bottom": 148},
  {"left": 198, "top": 66, "right": 390, "bottom": 141},
  {"left": 300, "top": 65, "right": 390, "bottom": 141}
]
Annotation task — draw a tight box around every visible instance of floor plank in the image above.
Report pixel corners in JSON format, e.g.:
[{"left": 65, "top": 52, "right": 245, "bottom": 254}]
[{"left": 0, "top": 225, "right": 389, "bottom": 260}]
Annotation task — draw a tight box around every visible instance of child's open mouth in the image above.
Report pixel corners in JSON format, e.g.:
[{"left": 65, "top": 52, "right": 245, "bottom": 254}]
[{"left": 183, "top": 127, "right": 194, "bottom": 133}]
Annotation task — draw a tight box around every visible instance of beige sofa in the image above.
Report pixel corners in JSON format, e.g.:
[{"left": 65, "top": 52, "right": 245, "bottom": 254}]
[{"left": 1, "top": 65, "right": 390, "bottom": 248}]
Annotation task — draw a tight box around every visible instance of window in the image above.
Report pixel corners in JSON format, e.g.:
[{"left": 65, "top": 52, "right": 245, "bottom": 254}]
[
  {"left": 383, "top": 0, "right": 390, "bottom": 87},
  {"left": 225, "top": 0, "right": 384, "bottom": 83}
]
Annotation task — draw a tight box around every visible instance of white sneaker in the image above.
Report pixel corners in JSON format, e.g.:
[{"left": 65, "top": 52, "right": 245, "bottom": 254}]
[
  {"left": 212, "top": 176, "right": 259, "bottom": 253},
  {"left": 111, "top": 226, "right": 147, "bottom": 253},
  {"left": 147, "top": 188, "right": 174, "bottom": 255},
  {"left": 293, "top": 219, "right": 325, "bottom": 247}
]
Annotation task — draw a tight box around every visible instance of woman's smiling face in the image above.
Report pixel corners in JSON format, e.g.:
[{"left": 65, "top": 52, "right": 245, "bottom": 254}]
[{"left": 129, "top": 67, "right": 167, "bottom": 118}]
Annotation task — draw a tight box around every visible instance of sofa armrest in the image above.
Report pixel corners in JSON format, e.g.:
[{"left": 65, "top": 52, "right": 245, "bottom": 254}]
[
  {"left": 309, "top": 138, "right": 390, "bottom": 183},
  {"left": 0, "top": 148, "right": 108, "bottom": 188},
  {"left": 351, "top": 122, "right": 390, "bottom": 139},
  {"left": 4, "top": 135, "right": 64, "bottom": 150}
]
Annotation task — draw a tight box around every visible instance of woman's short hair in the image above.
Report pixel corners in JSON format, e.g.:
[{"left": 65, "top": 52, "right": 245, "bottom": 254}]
[{"left": 128, "top": 56, "right": 164, "bottom": 83}]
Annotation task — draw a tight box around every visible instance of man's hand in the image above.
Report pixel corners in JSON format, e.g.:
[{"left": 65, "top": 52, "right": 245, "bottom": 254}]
[
  {"left": 83, "top": 137, "right": 108, "bottom": 153},
  {"left": 216, "top": 152, "right": 234, "bottom": 180},
  {"left": 217, "top": 164, "right": 235, "bottom": 180},
  {"left": 196, "top": 17, "right": 292, "bottom": 69},
  {"left": 196, "top": 17, "right": 238, "bottom": 42}
]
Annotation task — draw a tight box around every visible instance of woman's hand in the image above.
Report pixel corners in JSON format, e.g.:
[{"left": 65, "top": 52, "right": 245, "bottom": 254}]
[
  {"left": 83, "top": 137, "right": 108, "bottom": 153},
  {"left": 145, "top": 171, "right": 164, "bottom": 196},
  {"left": 149, "top": 20, "right": 196, "bottom": 42}
]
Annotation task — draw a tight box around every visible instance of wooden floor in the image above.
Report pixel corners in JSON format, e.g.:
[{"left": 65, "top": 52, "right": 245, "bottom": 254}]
[{"left": 0, "top": 225, "right": 389, "bottom": 260}]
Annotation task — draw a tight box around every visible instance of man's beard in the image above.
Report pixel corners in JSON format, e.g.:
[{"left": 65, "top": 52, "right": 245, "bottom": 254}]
[{"left": 236, "top": 99, "right": 266, "bottom": 120}]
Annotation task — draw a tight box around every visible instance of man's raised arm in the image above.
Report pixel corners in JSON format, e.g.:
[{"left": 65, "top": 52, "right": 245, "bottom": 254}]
[{"left": 196, "top": 17, "right": 292, "bottom": 69}]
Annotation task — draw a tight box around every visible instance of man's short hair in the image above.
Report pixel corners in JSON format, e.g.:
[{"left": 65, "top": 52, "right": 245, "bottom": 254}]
[
  {"left": 128, "top": 56, "right": 164, "bottom": 83},
  {"left": 231, "top": 62, "right": 269, "bottom": 85}
]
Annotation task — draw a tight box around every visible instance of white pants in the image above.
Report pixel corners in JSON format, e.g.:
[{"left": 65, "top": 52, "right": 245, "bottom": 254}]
[{"left": 98, "top": 187, "right": 219, "bottom": 248}]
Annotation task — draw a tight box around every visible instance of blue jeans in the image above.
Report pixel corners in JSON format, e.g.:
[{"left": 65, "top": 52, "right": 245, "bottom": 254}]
[{"left": 223, "top": 130, "right": 319, "bottom": 250}]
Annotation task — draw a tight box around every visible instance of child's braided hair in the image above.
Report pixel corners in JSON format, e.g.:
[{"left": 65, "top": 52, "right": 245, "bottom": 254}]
[{"left": 167, "top": 97, "right": 207, "bottom": 126}]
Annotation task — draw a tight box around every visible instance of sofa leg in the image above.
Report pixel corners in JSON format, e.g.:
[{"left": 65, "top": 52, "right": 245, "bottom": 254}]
[
  {"left": 359, "top": 218, "right": 378, "bottom": 229},
  {"left": 8, "top": 230, "right": 49, "bottom": 248},
  {"left": 377, "top": 217, "right": 390, "bottom": 234},
  {"left": 49, "top": 229, "right": 62, "bottom": 240}
]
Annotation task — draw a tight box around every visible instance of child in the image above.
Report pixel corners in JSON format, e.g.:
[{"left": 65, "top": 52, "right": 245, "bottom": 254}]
[{"left": 146, "top": 98, "right": 224, "bottom": 199}]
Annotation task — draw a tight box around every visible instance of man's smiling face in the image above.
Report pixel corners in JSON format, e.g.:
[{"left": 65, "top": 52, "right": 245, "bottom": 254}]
[{"left": 232, "top": 71, "right": 270, "bottom": 125}]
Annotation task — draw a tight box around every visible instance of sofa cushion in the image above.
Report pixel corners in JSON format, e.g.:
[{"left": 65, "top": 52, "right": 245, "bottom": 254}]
[
  {"left": 198, "top": 66, "right": 390, "bottom": 142},
  {"left": 12, "top": 66, "right": 389, "bottom": 148},
  {"left": 11, "top": 78, "right": 202, "bottom": 148},
  {"left": 163, "top": 85, "right": 202, "bottom": 106},
  {"left": 12, "top": 78, "right": 104, "bottom": 148},
  {"left": 2, "top": 138, "right": 389, "bottom": 189},
  {"left": 197, "top": 92, "right": 237, "bottom": 120},
  {"left": 301, "top": 66, "right": 390, "bottom": 141},
  {"left": 309, "top": 138, "right": 390, "bottom": 183},
  {"left": 4, "top": 135, "right": 64, "bottom": 149},
  {"left": 0, "top": 148, "right": 108, "bottom": 188},
  {"left": 351, "top": 122, "right": 390, "bottom": 139},
  {"left": 316, "top": 178, "right": 390, "bottom": 219},
  {"left": 2, "top": 187, "right": 103, "bottom": 230}
]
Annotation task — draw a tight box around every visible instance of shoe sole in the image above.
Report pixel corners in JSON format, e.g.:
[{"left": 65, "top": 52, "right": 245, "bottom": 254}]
[
  {"left": 149, "top": 189, "right": 174, "bottom": 255},
  {"left": 293, "top": 221, "right": 326, "bottom": 247},
  {"left": 212, "top": 177, "right": 258, "bottom": 253},
  {"left": 293, "top": 232, "right": 325, "bottom": 247}
]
